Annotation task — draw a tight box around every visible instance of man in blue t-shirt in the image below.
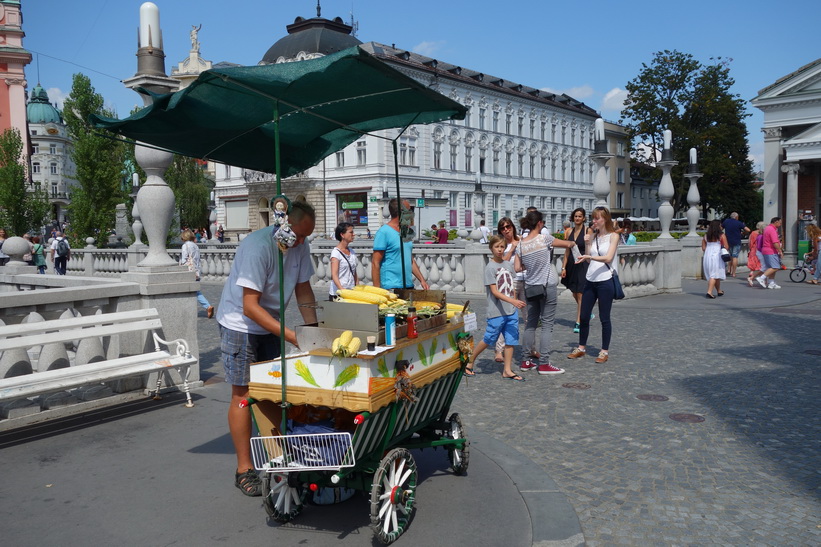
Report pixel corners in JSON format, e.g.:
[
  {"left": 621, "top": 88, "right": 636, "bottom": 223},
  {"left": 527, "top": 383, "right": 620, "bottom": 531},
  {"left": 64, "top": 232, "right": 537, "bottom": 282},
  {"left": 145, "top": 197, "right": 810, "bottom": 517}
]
[
  {"left": 372, "top": 198, "right": 429, "bottom": 291},
  {"left": 721, "top": 212, "right": 750, "bottom": 277}
]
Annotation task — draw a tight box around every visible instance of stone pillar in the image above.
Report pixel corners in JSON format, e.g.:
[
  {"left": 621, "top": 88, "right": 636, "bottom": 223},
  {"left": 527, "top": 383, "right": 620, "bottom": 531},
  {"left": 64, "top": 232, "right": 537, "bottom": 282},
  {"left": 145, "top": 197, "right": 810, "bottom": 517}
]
[
  {"left": 591, "top": 142, "right": 612, "bottom": 208},
  {"left": 781, "top": 161, "right": 800, "bottom": 266},
  {"left": 656, "top": 159, "right": 678, "bottom": 239},
  {"left": 762, "top": 127, "right": 782, "bottom": 223}
]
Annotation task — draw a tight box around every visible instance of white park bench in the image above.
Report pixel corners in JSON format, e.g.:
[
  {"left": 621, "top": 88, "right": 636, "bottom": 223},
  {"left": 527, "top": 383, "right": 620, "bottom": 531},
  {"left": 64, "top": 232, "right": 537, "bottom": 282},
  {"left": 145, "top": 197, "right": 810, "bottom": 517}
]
[{"left": 0, "top": 308, "right": 197, "bottom": 417}]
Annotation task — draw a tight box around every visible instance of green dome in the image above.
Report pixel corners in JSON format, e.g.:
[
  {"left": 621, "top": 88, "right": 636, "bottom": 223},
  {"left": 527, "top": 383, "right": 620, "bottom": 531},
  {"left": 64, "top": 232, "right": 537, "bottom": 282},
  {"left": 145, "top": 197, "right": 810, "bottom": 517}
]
[{"left": 27, "top": 84, "right": 63, "bottom": 124}]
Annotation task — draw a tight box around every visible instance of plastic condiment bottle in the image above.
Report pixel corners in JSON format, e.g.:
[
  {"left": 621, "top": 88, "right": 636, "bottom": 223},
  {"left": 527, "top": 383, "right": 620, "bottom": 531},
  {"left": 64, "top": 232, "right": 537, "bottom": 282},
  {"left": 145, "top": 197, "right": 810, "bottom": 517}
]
[
  {"left": 407, "top": 306, "right": 418, "bottom": 339},
  {"left": 385, "top": 313, "right": 396, "bottom": 345}
]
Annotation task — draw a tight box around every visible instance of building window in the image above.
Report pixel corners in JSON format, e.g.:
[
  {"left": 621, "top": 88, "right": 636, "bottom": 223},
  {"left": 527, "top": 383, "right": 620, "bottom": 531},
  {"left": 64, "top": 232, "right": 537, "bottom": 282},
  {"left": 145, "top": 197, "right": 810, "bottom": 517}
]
[
  {"left": 450, "top": 144, "right": 458, "bottom": 171},
  {"left": 52, "top": 182, "right": 58, "bottom": 197},
  {"left": 479, "top": 149, "right": 486, "bottom": 174},
  {"left": 617, "top": 168, "right": 625, "bottom": 184},
  {"left": 551, "top": 123, "right": 557, "bottom": 141},
  {"left": 50, "top": 163, "right": 58, "bottom": 175},
  {"left": 505, "top": 114, "right": 511, "bottom": 134},
  {"left": 32, "top": 162, "right": 40, "bottom": 174},
  {"left": 33, "top": 143, "right": 40, "bottom": 154},
  {"left": 449, "top": 191, "right": 459, "bottom": 208},
  {"left": 50, "top": 144, "right": 57, "bottom": 155},
  {"left": 479, "top": 108, "right": 486, "bottom": 130},
  {"left": 397, "top": 137, "right": 416, "bottom": 166},
  {"left": 505, "top": 152, "right": 512, "bottom": 176},
  {"left": 336, "top": 192, "right": 369, "bottom": 226},
  {"left": 540, "top": 121, "right": 546, "bottom": 140},
  {"left": 492, "top": 149, "right": 499, "bottom": 175},
  {"left": 570, "top": 160, "right": 576, "bottom": 182},
  {"left": 399, "top": 143, "right": 407, "bottom": 165},
  {"left": 465, "top": 146, "right": 472, "bottom": 173},
  {"left": 518, "top": 153, "right": 524, "bottom": 177},
  {"left": 530, "top": 119, "right": 536, "bottom": 139},
  {"left": 617, "top": 141, "right": 625, "bottom": 156},
  {"left": 617, "top": 192, "right": 624, "bottom": 209},
  {"left": 541, "top": 157, "right": 547, "bottom": 179},
  {"left": 561, "top": 126, "right": 566, "bottom": 145},
  {"left": 433, "top": 142, "right": 442, "bottom": 170},
  {"left": 336, "top": 151, "right": 344, "bottom": 168},
  {"left": 492, "top": 111, "right": 499, "bottom": 132},
  {"left": 518, "top": 116, "right": 524, "bottom": 137},
  {"left": 356, "top": 140, "right": 366, "bottom": 166},
  {"left": 529, "top": 155, "right": 536, "bottom": 178}
]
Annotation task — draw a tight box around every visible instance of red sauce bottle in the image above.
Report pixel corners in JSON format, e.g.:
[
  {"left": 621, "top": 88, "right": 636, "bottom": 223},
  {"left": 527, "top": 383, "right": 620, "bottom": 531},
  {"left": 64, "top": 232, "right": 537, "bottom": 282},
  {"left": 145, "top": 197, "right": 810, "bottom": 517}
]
[{"left": 406, "top": 306, "right": 418, "bottom": 339}]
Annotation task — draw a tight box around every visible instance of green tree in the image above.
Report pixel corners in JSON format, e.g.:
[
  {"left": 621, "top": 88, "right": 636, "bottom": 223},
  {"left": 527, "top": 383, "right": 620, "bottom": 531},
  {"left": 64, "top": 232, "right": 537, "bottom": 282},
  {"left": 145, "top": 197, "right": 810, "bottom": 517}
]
[
  {"left": 63, "top": 73, "right": 127, "bottom": 242},
  {"left": 620, "top": 51, "right": 758, "bottom": 221},
  {"left": 0, "top": 128, "right": 51, "bottom": 235},
  {"left": 164, "top": 155, "right": 213, "bottom": 232}
]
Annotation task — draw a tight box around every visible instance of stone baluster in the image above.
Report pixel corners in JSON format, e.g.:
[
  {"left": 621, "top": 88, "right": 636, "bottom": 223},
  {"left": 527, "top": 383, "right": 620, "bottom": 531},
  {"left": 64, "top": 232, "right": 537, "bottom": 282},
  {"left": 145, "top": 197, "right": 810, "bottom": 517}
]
[{"left": 684, "top": 148, "right": 702, "bottom": 239}]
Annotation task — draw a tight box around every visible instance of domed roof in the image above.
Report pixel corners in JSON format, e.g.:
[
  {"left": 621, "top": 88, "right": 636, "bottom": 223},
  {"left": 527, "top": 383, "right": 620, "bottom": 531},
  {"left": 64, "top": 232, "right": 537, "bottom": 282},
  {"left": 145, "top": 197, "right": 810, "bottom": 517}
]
[
  {"left": 260, "top": 15, "right": 362, "bottom": 64},
  {"left": 27, "top": 84, "right": 63, "bottom": 124}
]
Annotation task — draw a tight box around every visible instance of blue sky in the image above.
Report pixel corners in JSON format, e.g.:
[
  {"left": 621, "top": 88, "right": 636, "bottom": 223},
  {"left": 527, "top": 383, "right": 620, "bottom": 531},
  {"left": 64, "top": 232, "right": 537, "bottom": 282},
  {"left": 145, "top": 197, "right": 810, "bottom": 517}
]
[{"left": 25, "top": 0, "right": 821, "bottom": 171}]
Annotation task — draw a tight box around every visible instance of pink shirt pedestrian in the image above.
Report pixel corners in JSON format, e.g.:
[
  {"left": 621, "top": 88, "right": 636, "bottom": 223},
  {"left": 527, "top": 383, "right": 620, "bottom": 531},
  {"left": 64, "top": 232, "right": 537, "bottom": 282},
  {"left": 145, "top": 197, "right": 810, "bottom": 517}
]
[{"left": 760, "top": 224, "right": 780, "bottom": 255}]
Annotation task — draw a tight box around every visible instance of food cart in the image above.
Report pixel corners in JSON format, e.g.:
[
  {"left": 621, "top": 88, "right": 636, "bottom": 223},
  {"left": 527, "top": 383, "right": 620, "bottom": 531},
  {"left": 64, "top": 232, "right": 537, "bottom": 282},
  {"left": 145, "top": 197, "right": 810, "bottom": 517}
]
[{"left": 245, "top": 293, "right": 472, "bottom": 544}]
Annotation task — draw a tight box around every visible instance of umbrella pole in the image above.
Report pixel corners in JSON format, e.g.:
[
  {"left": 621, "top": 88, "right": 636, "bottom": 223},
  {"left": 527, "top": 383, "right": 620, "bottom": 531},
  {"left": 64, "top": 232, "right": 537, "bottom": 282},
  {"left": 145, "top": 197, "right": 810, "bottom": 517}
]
[
  {"left": 274, "top": 101, "right": 288, "bottom": 436},
  {"left": 392, "top": 139, "right": 408, "bottom": 289}
]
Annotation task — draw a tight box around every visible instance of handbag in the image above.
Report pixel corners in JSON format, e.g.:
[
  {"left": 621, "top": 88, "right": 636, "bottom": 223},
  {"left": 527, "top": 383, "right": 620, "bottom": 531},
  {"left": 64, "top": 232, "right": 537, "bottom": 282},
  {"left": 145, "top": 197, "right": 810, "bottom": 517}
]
[
  {"left": 524, "top": 283, "right": 546, "bottom": 300},
  {"left": 720, "top": 247, "right": 731, "bottom": 263},
  {"left": 596, "top": 234, "right": 625, "bottom": 300}
]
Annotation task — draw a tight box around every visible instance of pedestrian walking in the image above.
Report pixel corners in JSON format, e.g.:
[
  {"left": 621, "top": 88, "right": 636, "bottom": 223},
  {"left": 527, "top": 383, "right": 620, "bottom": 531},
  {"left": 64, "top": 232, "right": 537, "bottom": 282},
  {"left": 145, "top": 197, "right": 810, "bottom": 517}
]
[
  {"left": 755, "top": 217, "right": 784, "bottom": 289},
  {"left": 180, "top": 229, "right": 214, "bottom": 318},
  {"left": 493, "top": 217, "right": 524, "bottom": 363},
  {"left": 746, "top": 221, "right": 765, "bottom": 286},
  {"left": 567, "top": 206, "right": 620, "bottom": 364},
  {"left": 702, "top": 220, "right": 728, "bottom": 298},
  {"left": 722, "top": 212, "right": 750, "bottom": 278}
]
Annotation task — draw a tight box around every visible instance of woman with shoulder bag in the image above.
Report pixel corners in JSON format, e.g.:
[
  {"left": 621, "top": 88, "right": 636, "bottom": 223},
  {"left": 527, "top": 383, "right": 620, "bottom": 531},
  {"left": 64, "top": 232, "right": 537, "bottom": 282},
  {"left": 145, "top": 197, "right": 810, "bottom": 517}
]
[
  {"left": 567, "top": 206, "right": 620, "bottom": 364},
  {"left": 180, "top": 229, "right": 214, "bottom": 318},
  {"left": 701, "top": 219, "right": 728, "bottom": 298},
  {"left": 515, "top": 210, "right": 576, "bottom": 375},
  {"left": 329, "top": 222, "right": 358, "bottom": 300},
  {"left": 32, "top": 236, "right": 47, "bottom": 274}
]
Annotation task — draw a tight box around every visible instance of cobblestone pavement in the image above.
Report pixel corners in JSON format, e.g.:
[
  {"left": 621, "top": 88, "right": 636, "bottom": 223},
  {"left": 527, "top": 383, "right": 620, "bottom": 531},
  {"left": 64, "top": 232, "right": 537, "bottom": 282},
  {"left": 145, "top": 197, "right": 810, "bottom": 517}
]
[{"left": 199, "top": 275, "right": 821, "bottom": 546}]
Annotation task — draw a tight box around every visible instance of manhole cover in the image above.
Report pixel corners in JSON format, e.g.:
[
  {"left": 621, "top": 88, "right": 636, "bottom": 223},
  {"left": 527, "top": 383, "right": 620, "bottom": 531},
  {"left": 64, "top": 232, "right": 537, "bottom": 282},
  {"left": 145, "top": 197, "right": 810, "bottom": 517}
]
[
  {"left": 562, "top": 382, "right": 591, "bottom": 390},
  {"left": 636, "top": 394, "right": 669, "bottom": 401},
  {"left": 669, "top": 413, "right": 705, "bottom": 423}
]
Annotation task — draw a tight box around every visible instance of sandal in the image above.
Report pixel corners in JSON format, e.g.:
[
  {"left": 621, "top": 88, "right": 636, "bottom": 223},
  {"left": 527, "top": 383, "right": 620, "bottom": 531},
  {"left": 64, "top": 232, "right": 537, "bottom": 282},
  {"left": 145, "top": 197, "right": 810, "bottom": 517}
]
[
  {"left": 463, "top": 367, "right": 475, "bottom": 377},
  {"left": 705, "top": 293, "right": 715, "bottom": 299},
  {"left": 235, "top": 468, "right": 262, "bottom": 497},
  {"left": 717, "top": 291, "right": 724, "bottom": 297},
  {"left": 502, "top": 374, "right": 526, "bottom": 382}
]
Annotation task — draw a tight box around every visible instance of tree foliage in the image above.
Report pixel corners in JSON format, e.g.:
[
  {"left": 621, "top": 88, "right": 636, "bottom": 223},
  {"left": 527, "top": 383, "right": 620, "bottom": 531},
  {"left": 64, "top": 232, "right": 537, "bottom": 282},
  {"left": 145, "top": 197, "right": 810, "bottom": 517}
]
[
  {"left": 620, "top": 51, "right": 759, "bottom": 224},
  {"left": 0, "top": 128, "right": 51, "bottom": 235},
  {"left": 63, "top": 73, "right": 128, "bottom": 242},
  {"left": 164, "top": 155, "right": 213, "bottom": 234}
]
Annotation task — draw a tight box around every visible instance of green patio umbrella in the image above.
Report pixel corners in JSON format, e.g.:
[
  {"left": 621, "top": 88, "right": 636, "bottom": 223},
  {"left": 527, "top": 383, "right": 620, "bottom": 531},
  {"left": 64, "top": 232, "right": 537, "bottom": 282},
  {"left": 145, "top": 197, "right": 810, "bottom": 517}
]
[{"left": 92, "top": 45, "right": 466, "bottom": 429}]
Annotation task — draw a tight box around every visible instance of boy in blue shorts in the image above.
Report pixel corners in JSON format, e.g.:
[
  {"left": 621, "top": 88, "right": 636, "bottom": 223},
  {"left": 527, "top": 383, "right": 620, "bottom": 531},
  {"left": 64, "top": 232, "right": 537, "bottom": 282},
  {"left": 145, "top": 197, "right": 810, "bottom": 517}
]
[{"left": 465, "top": 235, "right": 527, "bottom": 381}]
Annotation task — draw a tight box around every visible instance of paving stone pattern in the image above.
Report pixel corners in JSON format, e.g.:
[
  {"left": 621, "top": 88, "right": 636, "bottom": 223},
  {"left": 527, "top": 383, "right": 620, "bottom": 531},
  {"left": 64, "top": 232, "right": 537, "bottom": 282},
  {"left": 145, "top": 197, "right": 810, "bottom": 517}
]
[{"left": 198, "top": 277, "right": 821, "bottom": 546}]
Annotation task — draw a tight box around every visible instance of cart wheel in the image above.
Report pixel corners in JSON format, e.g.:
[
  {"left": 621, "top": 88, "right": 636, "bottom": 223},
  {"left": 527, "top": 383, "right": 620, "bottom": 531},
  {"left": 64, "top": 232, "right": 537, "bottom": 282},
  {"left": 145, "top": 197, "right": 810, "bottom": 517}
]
[
  {"left": 447, "top": 412, "right": 470, "bottom": 475},
  {"left": 262, "top": 472, "right": 306, "bottom": 523},
  {"left": 370, "top": 448, "right": 418, "bottom": 544},
  {"left": 790, "top": 268, "right": 807, "bottom": 283}
]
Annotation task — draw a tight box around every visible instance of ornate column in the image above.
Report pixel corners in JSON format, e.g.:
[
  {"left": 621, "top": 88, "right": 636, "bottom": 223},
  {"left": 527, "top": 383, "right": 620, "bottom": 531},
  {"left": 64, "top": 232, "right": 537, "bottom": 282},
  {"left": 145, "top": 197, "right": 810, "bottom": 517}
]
[
  {"left": 781, "top": 161, "right": 800, "bottom": 265},
  {"left": 590, "top": 118, "right": 612, "bottom": 207},
  {"left": 762, "top": 127, "right": 782, "bottom": 223},
  {"left": 656, "top": 129, "right": 677, "bottom": 239}
]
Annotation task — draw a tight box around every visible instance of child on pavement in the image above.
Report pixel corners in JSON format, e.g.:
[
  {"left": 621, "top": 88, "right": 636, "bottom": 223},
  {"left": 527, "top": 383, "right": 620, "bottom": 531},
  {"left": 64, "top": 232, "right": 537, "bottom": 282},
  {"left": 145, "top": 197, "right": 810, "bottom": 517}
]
[{"left": 465, "top": 235, "right": 527, "bottom": 381}]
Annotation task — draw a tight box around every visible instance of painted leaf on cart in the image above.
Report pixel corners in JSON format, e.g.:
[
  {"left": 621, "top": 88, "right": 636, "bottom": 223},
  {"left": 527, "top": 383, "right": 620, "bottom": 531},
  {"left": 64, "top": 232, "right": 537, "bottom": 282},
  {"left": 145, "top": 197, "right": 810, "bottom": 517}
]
[
  {"left": 334, "top": 364, "right": 360, "bottom": 387},
  {"left": 294, "top": 360, "right": 319, "bottom": 387},
  {"left": 417, "top": 343, "right": 428, "bottom": 367},
  {"left": 429, "top": 337, "right": 438, "bottom": 364},
  {"left": 448, "top": 332, "right": 459, "bottom": 352},
  {"left": 377, "top": 356, "right": 390, "bottom": 377}
]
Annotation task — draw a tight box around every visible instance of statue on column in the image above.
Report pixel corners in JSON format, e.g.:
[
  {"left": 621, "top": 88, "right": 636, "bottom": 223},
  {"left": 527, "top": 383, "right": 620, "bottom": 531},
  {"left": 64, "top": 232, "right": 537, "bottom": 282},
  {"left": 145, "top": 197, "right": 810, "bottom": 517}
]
[{"left": 190, "top": 24, "right": 201, "bottom": 53}]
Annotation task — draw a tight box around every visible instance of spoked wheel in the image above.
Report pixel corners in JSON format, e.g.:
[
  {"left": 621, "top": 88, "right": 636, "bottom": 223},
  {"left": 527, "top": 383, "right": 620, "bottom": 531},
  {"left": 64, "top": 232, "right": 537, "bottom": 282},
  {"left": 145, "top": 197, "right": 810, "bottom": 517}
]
[
  {"left": 446, "top": 412, "right": 470, "bottom": 475},
  {"left": 262, "top": 472, "right": 306, "bottom": 523},
  {"left": 790, "top": 268, "right": 807, "bottom": 283},
  {"left": 370, "top": 448, "right": 418, "bottom": 544}
]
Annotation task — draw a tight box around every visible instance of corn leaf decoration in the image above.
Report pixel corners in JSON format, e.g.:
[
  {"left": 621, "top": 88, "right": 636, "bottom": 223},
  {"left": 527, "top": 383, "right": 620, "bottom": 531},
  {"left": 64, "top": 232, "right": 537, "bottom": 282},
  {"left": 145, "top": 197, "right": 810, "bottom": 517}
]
[
  {"left": 448, "top": 332, "right": 459, "bottom": 352},
  {"left": 294, "top": 360, "right": 319, "bottom": 387},
  {"left": 334, "top": 364, "right": 360, "bottom": 388},
  {"left": 417, "top": 343, "right": 428, "bottom": 367},
  {"left": 377, "top": 357, "right": 390, "bottom": 378},
  {"left": 393, "top": 351, "right": 404, "bottom": 374},
  {"left": 429, "top": 337, "right": 438, "bottom": 364}
]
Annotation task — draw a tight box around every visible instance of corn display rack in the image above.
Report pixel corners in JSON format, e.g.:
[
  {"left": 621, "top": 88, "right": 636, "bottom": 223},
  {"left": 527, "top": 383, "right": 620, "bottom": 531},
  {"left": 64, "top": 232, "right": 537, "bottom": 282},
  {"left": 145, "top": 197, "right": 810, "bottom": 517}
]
[{"left": 246, "top": 293, "right": 472, "bottom": 545}]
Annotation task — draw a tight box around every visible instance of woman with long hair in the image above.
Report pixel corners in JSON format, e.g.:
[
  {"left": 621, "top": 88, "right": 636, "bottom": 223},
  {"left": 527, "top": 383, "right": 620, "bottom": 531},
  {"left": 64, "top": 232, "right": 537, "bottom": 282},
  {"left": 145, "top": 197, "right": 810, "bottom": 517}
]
[
  {"left": 806, "top": 224, "right": 821, "bottom": 284},
  {"left": 180, "top": 228, "right": 214, "bottom": 318},
  {"left": 567, "top": 206, "right": 620, "bottom": 364},
  {"left": 746, "top": 221, "right": 765, "bottom": 286},
  {"left": 514, "top": 209, "right": 576, "bottom": 375},
  {"left": 493, "top": 216, "right": 524, "bottom": 362},
  {"left": 329, "top": 222, "right": 358, "bottom": 300},
  {"left": 701, "top": 219, "right": 728, "bottom": 298},
  {"left": 561, "top": 208, "right": 592, "bottom": 333}
]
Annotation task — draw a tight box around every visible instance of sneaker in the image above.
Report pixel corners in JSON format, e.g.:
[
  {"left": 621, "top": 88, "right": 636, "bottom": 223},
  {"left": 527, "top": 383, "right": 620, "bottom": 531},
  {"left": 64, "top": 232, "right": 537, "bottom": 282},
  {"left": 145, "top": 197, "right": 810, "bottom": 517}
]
[
  {"left": 567, "top": 347, "right": 586, "bottom": 359},
  {"left": 537, "top": 363, "right": 565, "bottom": 375},
  {"left": 595, "top": 351, "right": 609, "bottom": 363},
  {"left": 768, "top": 283, "right": 781, "bottom": 289},
  {"left": 590, "top": 313, "right": 595, "bottom": 320},
  {"left": 573, "top": 322, "right": 580, "bottom": 334},
  {"left": 520, "top": 359, "right": 538, "bottom": 371},
  {"left": 755, "top": 275, "right": 768, "bottom": 289}
]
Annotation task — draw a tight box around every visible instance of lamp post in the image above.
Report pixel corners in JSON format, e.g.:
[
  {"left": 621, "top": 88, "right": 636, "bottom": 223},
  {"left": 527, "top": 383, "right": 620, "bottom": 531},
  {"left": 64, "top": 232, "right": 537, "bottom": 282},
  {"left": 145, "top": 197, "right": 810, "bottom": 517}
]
[
  {"left": 656, "top": 129, "right": 678, "bottom": 239},
  {"left": 683, "top": 148, "right": 702, "bottom": 238}
]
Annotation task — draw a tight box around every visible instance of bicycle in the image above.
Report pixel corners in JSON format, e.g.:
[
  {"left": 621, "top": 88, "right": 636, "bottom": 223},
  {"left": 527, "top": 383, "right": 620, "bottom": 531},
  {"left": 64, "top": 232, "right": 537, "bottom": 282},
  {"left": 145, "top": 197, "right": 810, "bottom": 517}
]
[{"left": 789, "top": 253, "right": 815, "bottom": 283}]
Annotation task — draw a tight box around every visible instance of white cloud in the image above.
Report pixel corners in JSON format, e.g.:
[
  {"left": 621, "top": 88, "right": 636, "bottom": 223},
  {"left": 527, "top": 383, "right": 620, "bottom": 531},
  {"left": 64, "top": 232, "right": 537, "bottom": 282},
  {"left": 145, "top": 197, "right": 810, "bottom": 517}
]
[
  {"left": 45, "top": 87, "right": 68, "bottom": 110},
  {"left": 601, "top": 87, "right": 628, "bottom": 113},
  {"left": 541, "top": 85, "right": 594, "bottom": 100},
  {"left": 412, "top": 41, "right": 446, "bottom": 57}
]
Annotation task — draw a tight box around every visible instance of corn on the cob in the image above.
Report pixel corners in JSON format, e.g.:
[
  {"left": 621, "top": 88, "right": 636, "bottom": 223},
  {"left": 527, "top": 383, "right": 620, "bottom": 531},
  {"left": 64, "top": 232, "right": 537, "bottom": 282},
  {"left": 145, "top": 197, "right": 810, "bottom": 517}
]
[
  {"left": 338, "top": 330, "right": 353, "bottom": 347},
  {"left": 446, "top": 302, "right": 467, "bottom": 311},
  {"left": 337, "top": 289, "right": 387, "bottom": 304},
  {"left": 357, "top": 285, "right": 392, "bottom": 297},
  {"left": 346, "top": 337, "right": 361, "bottom": 354},
  {"left": 338, "top": 298, "right": 372, "bottom": 304},
  {"left": 413, "top": 300, "right": 442, "bottom": 310}
]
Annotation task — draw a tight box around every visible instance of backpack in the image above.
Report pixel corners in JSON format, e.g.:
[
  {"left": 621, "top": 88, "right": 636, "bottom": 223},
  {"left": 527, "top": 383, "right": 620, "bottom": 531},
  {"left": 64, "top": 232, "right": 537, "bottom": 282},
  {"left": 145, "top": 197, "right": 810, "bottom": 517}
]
[{"left": 56, "top": 238, "right": 70, "bottom": 257}]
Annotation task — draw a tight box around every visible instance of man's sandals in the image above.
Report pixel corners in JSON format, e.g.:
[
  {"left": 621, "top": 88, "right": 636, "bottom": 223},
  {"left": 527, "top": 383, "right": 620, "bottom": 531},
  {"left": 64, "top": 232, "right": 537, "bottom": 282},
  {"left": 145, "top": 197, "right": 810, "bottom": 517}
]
[{"left": 235, "top": 468, "right": 262, "bottom": 497}]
